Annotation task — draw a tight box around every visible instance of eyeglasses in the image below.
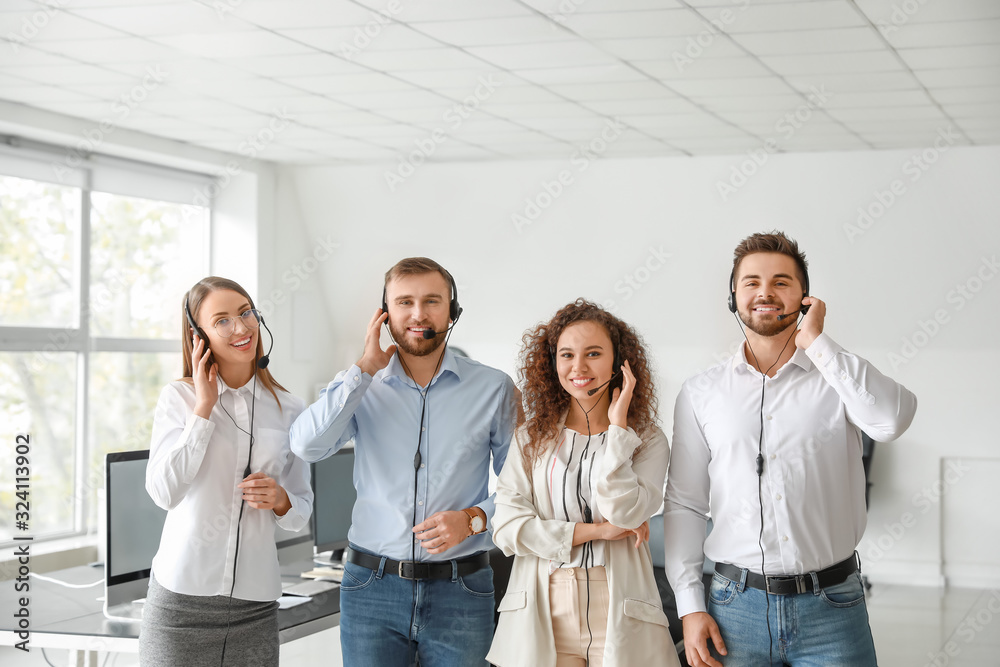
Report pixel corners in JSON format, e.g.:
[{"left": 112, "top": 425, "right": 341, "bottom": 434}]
[{"left": 213, "top": 309, "right": 261, "bottom": 338}]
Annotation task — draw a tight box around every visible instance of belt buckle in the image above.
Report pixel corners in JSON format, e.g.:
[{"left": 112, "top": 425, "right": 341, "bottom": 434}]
[
  {"left": 398, "top": 561, "right": 414, "bottom": 580},
  {"left": 765, "top": 575, "right": 807, "bottom": 595}
]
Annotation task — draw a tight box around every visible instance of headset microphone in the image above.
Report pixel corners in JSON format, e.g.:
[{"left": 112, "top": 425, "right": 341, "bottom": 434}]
[
  {"left": 586, "top": 370, "right": 622, "bottom": 397},
  {"left": 776, "top": 304, "right": 811, "bottom": 321},
  {"left": 421, "top": 323, "right": 457, "bottom": 339},
  {"left": 256, "top": 316, "right": 274, "bottom": 369}
]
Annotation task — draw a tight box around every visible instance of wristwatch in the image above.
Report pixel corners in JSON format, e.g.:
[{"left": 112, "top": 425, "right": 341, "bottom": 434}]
[{"left": 463, "top": 507, "right": 486, "bottom": 535}]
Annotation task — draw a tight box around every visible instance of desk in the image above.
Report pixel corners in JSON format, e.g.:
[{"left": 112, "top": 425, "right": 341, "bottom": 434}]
[{"left": 0, "top": 561, "right": 339, "bottom": 666}]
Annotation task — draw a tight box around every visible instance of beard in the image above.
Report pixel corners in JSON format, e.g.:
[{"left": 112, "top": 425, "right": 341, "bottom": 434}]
[
  {"left": 389, "top": 320, "right": 447, "bottom": 357},
  {"left": 739, "top": 301, "right": 798, "bottom": 337}
]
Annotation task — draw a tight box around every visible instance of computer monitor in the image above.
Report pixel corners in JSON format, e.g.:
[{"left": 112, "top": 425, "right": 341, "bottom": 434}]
[
  {"left": 104, "top": 449, "right": 167, "bottom": 620},
  {"left": 311, "top": 446, "right": 356, "bottom": 561}
]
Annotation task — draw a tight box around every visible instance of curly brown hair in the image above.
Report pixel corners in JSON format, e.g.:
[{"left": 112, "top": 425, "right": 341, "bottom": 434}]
[{"left": 518, "top": 299, "right": 659, "bottom": 475}]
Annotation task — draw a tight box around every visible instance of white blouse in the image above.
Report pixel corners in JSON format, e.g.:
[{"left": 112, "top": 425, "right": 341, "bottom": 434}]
[
  {"left": 548, "top": 427, "right": 609, "bottom": 570},
  {"left": 146, "top": 377, "right": 313, "bottom": 601}
]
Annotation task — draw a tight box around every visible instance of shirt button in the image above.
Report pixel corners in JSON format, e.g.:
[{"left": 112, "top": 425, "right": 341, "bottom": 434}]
[
  {"left": 841, "top": 373, "right": 848, "bottom": 380},
  {"left": 421, "top": 427, "right": 426, "bottom": 432},
  {"left": 766, "top": 415, "right": 773, "bottom": 421},
  {"left": 339, "top": 402, "right": 345, "bottom": 408},
  {"left": 353, "top": 375, "right": 360, "bottom": 382},
  {"left": 420, "top": 463, "right": 425, "bottom": 468},
  {"left": 775, "top": 494, "right": 782, "bottom": 501},
  {"left": 770, "top": 454, "right": 776, "bottom": 460},
  {"left": 816, "top": 353, "right": 823, "bottom": 359},
  {"left": 418, "top": 501, "right": 423, "bottom": 506},
  {"left": 782, "top": 535, "right": 789, "bottom": 542}
]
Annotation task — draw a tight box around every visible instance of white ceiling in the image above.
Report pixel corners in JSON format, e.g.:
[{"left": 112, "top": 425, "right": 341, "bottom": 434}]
[{"left": 1, "top": 0, "right": 998, "bottom": 164}]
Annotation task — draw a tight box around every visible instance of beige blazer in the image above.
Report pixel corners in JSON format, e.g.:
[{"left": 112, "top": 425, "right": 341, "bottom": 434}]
[{"left": 486, "top": 421, "right": 680, "bottom": 667}]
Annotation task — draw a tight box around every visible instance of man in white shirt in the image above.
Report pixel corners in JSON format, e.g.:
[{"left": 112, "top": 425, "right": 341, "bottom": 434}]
[{"left": 663, "top": 232, "right": 917, "bottom": 666}]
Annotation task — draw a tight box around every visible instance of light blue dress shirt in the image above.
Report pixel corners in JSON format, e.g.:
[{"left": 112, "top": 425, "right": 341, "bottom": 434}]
[{"left": 290, "top": 347, "right": 516, "bottom": 562}]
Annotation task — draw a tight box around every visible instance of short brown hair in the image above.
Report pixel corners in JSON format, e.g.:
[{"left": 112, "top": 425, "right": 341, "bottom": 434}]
[
  {"left": 732, "top": 231, "right": 809, "bottom": 294},
  {"left": 384, "top": 257, "right": 455, "bottom": 301}
]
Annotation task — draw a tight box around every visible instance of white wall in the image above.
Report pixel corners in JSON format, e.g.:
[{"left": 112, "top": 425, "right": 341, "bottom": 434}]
[{"left": 273, "top": 145, "right": 1000, "bottom": 587}]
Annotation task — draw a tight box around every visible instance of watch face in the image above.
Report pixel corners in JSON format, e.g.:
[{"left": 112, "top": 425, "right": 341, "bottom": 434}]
[{"left": 471, "top": 516, "right": 485, "bottom": 533}]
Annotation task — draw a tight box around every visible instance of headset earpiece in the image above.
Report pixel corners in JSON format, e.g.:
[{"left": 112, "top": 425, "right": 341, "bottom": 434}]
[
  {"left": 381, "top": 271, "right": 462, "bottom": 324},
  {"left": 728, "top": 269, "right": 737, "bottom": 313},
  {"left": 184, "top": 295, "right": 210, "bottom": 344}
]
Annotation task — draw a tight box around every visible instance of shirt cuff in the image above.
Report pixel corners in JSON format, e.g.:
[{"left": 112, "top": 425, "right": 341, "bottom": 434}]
[
  {"left": 274, "top": 491, "right": 309, "bottom": 532},
  {"left": 182, "top": 413, "right": 215, "bottom": 450},
  {"left": 803, "top": 332, "right": 841, "bottom": 368},
  {"left": 675, "top": 585, "right": 709, "bottom": 617},
  {"left": 605, "top": 424, "right": 641, "bottom": 460}
]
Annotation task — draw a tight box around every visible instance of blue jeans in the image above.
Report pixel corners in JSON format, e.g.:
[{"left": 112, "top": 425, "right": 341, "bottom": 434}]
[
  {"left": 339, "top": 544, "right": 495, "bottom": 667},
  {"left": 708, "top": 569, "right": 877, "bottom": 666}
]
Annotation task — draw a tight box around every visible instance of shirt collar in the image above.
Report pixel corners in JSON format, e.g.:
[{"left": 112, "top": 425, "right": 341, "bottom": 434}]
[
  {"left": 380, "top": 346, "right": 462, "bottom": 387},
  {"left": 730, "top": 342, "right": 814, "bottom": 375},
  {"left": 216, "top": 373, "right": 263, "bottom": 399}
]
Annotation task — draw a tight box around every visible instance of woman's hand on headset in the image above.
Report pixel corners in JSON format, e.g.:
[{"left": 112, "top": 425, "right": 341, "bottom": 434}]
[
  {"left": 191, "top": 332, "right": 218, "bottom": 419},
  {"left": 608, "top": 359, "right": 634, "bottom": 429}
]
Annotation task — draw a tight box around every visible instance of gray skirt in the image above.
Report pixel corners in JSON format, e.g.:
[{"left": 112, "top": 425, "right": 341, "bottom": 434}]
[{"left": 139, "top": 573, "right": 279, "bottom": 667}]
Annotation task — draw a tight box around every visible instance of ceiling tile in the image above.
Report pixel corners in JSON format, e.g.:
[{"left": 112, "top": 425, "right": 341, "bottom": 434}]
[
  {"left": 900, "top": 45, "right": 1000, "bottom": 70},
  {"left": 468, "top": 41, "right": 617, "bottom": 69},
  {"left": 71, "top": 3, "right": 254, "bottom": 35},
  {"left": 153, "top": 31, "right": 313, "bottom": 58},
  {"left": 414, "top": 16, "right": 568, "bottom": 46}
]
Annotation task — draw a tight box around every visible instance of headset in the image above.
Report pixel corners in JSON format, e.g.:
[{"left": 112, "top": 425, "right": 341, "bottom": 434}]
[
  {"left": 727, "top": 255, "right": 809, "bottom": 666},
  {"left": 382, "top": 269, "right": 463, "bottom": 327},
  {"left": 728, "top": 257, "right": 810, "bottom": 315}
]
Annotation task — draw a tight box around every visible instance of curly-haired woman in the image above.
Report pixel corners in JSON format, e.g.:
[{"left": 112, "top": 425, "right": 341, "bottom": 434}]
[{"left": 487, "top": 299, "right": 678, "bottom": 667}]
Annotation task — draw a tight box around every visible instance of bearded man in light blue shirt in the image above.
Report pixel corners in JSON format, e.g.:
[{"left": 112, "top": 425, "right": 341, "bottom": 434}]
[{"left": 291, "top": 257, "right": 516, "bottom": 667}]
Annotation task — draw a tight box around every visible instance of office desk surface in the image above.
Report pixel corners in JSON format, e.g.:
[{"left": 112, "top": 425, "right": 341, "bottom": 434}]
[{"left": 0, "top": 562, "right": 339, "bottom": 653}]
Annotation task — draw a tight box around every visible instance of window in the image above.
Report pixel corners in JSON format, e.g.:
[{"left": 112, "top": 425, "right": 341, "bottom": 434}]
[{"left": 0, "top": 146, "right": 212, "bottom": 546}]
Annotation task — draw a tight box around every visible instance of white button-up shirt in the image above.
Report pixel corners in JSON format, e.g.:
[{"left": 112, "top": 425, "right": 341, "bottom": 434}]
[
  {"left": 147, "top": 377, "right": 313, "bottom": 601},
  {"left": 663, "top": 333, "right": 917, "bottom": 617}
]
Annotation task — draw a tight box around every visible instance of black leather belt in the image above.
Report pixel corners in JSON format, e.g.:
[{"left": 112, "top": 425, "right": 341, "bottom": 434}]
[
  {"left": 345, "top": 547, "right": 489, "bottom": 581},
  {"left": 715, "top": 553, "right": 859, "bottom": 595}
]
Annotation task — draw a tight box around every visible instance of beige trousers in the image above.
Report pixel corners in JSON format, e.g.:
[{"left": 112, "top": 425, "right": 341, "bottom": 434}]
[{"left": 549, "top": 566, "right": 610, "bottom": 667}]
